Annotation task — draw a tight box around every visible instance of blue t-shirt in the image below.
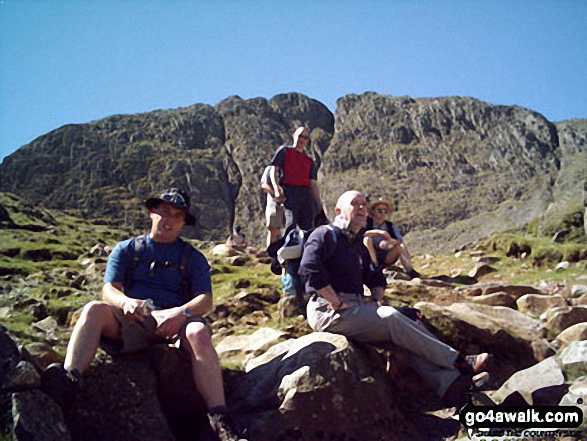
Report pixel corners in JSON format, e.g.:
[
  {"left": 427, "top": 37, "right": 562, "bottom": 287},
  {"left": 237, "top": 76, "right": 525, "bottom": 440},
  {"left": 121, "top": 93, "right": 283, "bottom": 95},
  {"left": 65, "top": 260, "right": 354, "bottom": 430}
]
[{"left": 104, "top": 235, "right": 212, "bottom": 309}]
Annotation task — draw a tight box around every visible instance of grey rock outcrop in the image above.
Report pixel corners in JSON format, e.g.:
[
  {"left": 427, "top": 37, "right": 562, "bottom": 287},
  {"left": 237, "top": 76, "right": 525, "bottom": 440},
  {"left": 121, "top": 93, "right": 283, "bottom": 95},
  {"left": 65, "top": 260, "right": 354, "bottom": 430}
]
[
  {"left": 490, "top": 356, "right": 566, "bottom": 405},
  {"left": 229, "top": 332, "right": 428, "bottom": 441},
  {"left": 323, "top": 93, "right": 562, "bottom": 252},
  {"left": 1, "top": 94, "right": 585, "bottom": 249},
  {"left": 516, "top": 293, "right": 568, "bottom": 317},
  {"left": 215, "top": 94, "right": 334, "bottom": 244},
  {"left": 12, "top": 390, "right": 71, "bottom": 441},
  {"left": 414, "top": 302, "right": 551, "bottom": 376},
  {"left": 490, "top": 341, "right": 587, "bottom": 408},
  {"left": 0, "top": 104, "right": 239, "bottom": 240}
]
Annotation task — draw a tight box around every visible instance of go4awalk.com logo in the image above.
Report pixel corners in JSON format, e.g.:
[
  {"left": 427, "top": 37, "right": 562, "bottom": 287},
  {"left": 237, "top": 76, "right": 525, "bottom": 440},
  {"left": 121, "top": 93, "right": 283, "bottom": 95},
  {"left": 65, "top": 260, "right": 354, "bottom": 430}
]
[{"left": 455, "top": 399, "right": 584, "bottom": 439}]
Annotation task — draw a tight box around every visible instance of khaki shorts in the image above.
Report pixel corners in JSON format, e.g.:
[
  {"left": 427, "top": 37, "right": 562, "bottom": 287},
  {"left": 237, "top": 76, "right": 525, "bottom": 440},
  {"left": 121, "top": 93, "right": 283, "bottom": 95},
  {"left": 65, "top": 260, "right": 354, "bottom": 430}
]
[
  {"left": 266, "top": 195, "right": 286, "bottom": 228},
  {"left": 100, "top": 305, "right": 210, "bottom": 355}
]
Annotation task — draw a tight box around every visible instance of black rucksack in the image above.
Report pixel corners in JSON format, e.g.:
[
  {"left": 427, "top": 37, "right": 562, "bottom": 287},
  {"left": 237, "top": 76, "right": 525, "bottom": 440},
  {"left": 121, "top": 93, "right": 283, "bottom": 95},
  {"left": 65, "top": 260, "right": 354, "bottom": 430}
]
[{"left": 123, "top": 234, "right": 193, "bottom": 301}]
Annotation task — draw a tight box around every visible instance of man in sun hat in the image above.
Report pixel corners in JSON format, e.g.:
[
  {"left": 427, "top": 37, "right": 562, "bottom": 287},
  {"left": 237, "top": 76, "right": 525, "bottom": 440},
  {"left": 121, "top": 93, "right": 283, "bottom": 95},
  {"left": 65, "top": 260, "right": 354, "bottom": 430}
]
[
  {"left": 41, "top": 188, "right": 243, "bottom": 440},
  {"left": 363, "top": 196, "right": 421, "bottom": 279}
]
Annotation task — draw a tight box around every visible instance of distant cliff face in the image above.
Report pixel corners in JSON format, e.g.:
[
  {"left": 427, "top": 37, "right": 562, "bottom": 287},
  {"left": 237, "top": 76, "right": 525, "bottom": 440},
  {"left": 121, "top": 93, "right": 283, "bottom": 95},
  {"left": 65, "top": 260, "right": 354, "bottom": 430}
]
[
  {"left": 0, "top": 93, "right": 333, "bottom": 243},
  {"left": 0, "top": 92, "right": 584, "bottom": 250},
  {"left": 215, "top": 93, "right": 334, "bottom": 244},
  {"left": 323, "top": 93, "right": 561, "bottom": 232},
  {"left": 0, "top": 104, "right": 239, "bottom": 239}
]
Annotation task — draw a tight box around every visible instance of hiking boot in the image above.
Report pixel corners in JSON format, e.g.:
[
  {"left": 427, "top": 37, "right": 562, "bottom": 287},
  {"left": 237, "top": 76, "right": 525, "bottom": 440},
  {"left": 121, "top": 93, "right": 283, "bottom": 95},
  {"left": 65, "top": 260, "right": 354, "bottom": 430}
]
[
  {"left": 208, "top": 410, "right": 247, "bottom": 441},
  {"left": 455, "top": 353, "right": 492, "bottom": 375},
  {"left": 442, "top": 371, "right": 489, "bottom": 408},
  {"left": 40, "top": 363, "right": 81, "bottom": 411}
]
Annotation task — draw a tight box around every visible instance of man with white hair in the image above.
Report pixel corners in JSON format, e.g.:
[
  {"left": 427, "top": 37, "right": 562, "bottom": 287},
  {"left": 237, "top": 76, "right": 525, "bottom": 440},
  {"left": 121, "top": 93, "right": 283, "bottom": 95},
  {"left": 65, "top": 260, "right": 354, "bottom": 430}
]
[
  {"left": 299, "top": 190, "right": 490, "bottom": 407},
  {"left": 270, "top": 126, "right": 323, "bottom": 231}
]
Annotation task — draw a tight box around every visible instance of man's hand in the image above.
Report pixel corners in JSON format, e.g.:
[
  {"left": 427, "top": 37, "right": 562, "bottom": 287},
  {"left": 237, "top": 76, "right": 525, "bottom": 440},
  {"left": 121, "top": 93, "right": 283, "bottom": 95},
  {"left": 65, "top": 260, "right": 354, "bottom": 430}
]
[
  {"left": 334, "top": 299, "right": 353, "bottom": 312},
  {"left": 122, "top": 298, "right": 147, "bottom": 322},
  {"left": 363, "top": 229, "right": 393, "bottom": 241},
  {"left": 152, "top": 308, "right": 185, "bottom": 339},
  {"left": 273, "top": 185, "right": 286, "bottom": 203},
  {"left": 364, "top": 229, "right": 399, "bottom": 249}
]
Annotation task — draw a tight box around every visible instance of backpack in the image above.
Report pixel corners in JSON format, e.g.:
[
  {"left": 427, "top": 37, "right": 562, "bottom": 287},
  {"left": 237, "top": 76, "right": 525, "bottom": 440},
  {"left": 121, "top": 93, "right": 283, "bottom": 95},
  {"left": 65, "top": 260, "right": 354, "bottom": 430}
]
[
  {"left": 124, "top": 234, "right": 193, "bottom": 301},
  {"left": 260, "top": 165, "right": 282, "bottom": 193},
  {"left": 267, "top": 225, "right": 338, "bottom": 300},
  {"left": 269, "top": 224, "right": 338, "bottom": 268}
]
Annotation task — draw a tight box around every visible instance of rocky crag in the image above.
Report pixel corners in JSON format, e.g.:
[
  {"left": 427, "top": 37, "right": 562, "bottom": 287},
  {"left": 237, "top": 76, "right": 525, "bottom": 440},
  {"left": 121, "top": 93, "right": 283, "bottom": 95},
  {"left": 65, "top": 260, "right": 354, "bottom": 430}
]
[{"left": 1, "top": 92, "right": 585, "bottom": 251}]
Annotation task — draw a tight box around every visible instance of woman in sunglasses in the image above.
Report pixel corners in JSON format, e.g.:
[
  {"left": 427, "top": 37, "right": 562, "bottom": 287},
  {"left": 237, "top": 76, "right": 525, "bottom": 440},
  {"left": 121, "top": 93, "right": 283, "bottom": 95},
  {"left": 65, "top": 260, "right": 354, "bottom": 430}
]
[{"left": 363, "top": 197, "right": 421, "bottom": 279}]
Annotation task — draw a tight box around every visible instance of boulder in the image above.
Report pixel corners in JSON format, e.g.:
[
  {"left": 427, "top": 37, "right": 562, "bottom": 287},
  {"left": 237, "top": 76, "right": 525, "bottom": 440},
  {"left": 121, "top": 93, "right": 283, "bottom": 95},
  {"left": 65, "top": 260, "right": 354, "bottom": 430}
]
[
  {"left": 19, "top": 343, "right": 58, "bottom": 372},
  {"left": 12, "top": 390, "right": 71, "bottom": 441},
  {"left": 239, "top": 310, "right": 272, "bottom": 327},
  {"left": 469, "top": 292, "right": 516, "bottom": 308},
  {"left": 211, "top": 243, "right": 240, "bottom": 257},
  {"left": 1, "top": 361, "right": 39, "bottom": 392},
  {"left": 543, "top": 306, "right": 587, "bottom": 335},
  {"left": 230, "top": 332, "right": 426, "bottom": 441},
  {"left": 278, "top": 294, "right": 307, "bottom": 319},
  {"left": 558, "top": 340, "right": 587, "bottom": 381},
  {"left": 473, "top": 256, "right": 501, "bottom": 265},
  {"left": 226, "top": 255, "right": 248, "bottom": 266},
  {"left": 468, "top": 263, "right": 497, "bottom": 279},
  {"left": 0, "top": 326, "right": 22, "bottom": 392},
  {"left": 455, "top": 283, "right": 541, "bottom": 300},
  {"left": 571, "top": 284, "right": 587, "bottom": 298},
  {"left": 64, "top": 352, "right": 177, "bottom": 441},
  {"left": 553, "top": 323, "right": 587, "bottom": 350},
  {"left": 22, "top": 248, "right": 53, "bottom": 262},
  {"left": 216, "top": 327, "right": 289, "bottom": 366},
  {"left": 415, "top": 302, "right": 549, "bottom": 371},
  {"left": 559, "top": 377, "right": 587, "bottom": 427},
  {"left": 516, "top": 293, "right": 568, "bottom": 317},
  {"left": 490, "top": 356, "right": 566, "bottom": 406}
]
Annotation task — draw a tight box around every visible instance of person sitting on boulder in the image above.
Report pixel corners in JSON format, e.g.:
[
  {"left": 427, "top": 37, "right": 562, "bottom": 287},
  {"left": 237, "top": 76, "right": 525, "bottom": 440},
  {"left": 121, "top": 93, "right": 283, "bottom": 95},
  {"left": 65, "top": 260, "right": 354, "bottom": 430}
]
[
  {"left": 226, "top": 225, "right": 248, "bottom": 251},
  {"left": 40, "top": 188, "right": 243, "bottom": 441},
  {"left": 299, "top": 190, "right": 491, "bottom": 408},
  {"left": 362, "top": 196, "right": 421, "bottom": 279}
]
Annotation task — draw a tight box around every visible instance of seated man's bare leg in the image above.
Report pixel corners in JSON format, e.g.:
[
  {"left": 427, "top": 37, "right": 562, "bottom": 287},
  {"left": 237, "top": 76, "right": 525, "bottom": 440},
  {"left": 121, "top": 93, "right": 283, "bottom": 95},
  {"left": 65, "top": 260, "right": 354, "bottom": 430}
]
[
  {"left": 64, "top": 301, "right": 121, "bottom": 373},
  {"left": 182, "top": 321, "right": 226, "bottom": 409},
  {"left": 384, "top": 245, "right": 402, "bottom": 266},
  {"left": 363, "top": 236, "right": 378, "bottom": 265},
  {"left": 397, "top": 243, "right": 414, "bottom": 271}
]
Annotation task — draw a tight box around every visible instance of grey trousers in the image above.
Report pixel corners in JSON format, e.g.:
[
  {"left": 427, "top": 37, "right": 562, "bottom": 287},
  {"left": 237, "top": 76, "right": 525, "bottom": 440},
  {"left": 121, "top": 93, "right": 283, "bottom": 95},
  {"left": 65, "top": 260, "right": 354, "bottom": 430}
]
[{"left": 306, "top": 293, "right": 461, "bottom": 397}]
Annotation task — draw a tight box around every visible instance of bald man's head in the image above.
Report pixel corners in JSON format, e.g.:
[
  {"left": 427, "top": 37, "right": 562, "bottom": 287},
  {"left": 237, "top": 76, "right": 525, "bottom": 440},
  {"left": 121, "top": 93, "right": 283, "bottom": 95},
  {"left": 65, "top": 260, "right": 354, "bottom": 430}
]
[
  {"left": 335, "top": 191, "right": 363, "bottom": 210},
  {"left": 334, "top": 190, "right": 368, "bottom": 232}
]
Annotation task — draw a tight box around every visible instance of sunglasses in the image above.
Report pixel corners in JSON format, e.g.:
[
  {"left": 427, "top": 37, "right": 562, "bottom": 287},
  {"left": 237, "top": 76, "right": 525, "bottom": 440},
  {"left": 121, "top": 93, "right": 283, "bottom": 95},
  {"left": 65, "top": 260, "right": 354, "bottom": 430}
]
[
  {"left": 375, "top": 208, "right": 388, "bottom": 214},
  {"left": 161, "top": 193, "right": 188, "bottom": 209}
]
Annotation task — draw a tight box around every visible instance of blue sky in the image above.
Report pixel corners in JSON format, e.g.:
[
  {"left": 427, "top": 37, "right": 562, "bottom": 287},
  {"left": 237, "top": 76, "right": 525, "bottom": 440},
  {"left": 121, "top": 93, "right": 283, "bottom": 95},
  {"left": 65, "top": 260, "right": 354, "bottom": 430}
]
[{"left": 1, "top": 0, "right": 586, "bottom": 162}]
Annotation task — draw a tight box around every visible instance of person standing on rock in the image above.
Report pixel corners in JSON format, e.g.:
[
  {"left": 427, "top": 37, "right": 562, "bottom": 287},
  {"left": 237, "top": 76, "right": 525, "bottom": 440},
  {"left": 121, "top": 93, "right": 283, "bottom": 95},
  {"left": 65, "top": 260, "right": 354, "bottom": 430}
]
[
  {"left": 41, "top": 188, "right": 243, "bottom": 441},
  {"left": 270, "top": 126, "right": 323, "bottom": 232},
  {"left": 363, "top": 197, "right": 421, "bottom": 279},
  {"left": 299, "top": 190, "right": 490, "bottom": 407},
  {"left": 260, "top": 165, "right": 286, "bottom": 246}
]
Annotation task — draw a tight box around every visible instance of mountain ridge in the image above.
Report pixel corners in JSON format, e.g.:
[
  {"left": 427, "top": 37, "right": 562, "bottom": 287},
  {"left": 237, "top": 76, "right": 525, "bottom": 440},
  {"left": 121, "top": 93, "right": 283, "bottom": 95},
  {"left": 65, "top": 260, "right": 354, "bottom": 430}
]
[{"left": 1, "top": 92, "right": 585, "bottom": 252}]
